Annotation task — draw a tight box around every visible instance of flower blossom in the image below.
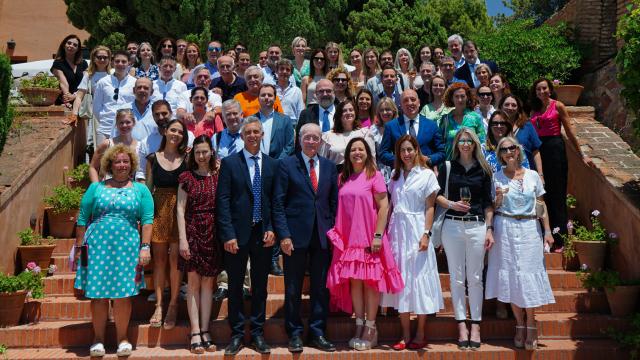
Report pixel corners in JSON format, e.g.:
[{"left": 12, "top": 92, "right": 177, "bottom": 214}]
[
  {"left": 591, "top": 210, "right": 600, "bottom": 217},
  {"left": 26, "top": 262, "right": 37, "bottom": 270},
  {"left": 581, "top": 264, "right": 589, "bottom": 271},
  {"left": 32, "top": 266, "right": 41, "bottom": 274},
  {"left": 609, "top": 233, "right": 618, "bottom": 239},
  {"left": 552, "top": 227, "right": 560, "bottom": 234}
]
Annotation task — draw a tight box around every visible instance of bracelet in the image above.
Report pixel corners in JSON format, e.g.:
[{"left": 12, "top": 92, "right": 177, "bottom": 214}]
[
  {"left": 447, "top": 200, "right": 452, "bottom": 209},
  {"left": 140, "top": 243, "right": 151, "bottom": 250},
  {"left": 544, "top": 230, "right": 552, "bottom": 236},
  {"left": 74, "top": 244, "right": 84, "bottom": 248},
  {"left": 486, "top": 225, "right": 494, "bottom": 231}
]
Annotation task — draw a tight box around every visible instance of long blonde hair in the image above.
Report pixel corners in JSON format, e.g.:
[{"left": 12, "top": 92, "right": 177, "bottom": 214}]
[
  {"left": 451, "top": 127, "right": 493, "bottom": 177},
  {"left": 88, "top": 46, "right": 112, "bottom": 77}
]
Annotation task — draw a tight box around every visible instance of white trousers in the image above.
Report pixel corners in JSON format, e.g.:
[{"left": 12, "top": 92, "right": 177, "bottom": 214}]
[{"left": 442, "top": 219, "right": 487, "bottom": 321}]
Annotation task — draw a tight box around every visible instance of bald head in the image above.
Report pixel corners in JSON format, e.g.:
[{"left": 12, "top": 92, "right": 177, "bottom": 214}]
[
  {"left": 316, "top": 79, "right": 335, "bottom": 109},
  {"left": 218, "top": 55, "right": 235, "bottom": 78},
  {"left": 401, "top": 89, "right": 420, "bottom": 118}
]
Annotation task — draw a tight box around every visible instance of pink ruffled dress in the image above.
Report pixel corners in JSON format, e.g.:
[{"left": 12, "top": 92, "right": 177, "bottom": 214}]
[{"left": 326, "top": 170, "right": 404, "bottom": 313}]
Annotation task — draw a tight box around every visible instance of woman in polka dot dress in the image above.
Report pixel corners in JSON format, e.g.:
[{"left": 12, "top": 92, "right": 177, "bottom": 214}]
[{"left": 73, "top": 144, "right": 154, "bottom": 358}]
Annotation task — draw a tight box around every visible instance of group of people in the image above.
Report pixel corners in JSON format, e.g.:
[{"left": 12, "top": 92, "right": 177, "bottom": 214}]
[{"left": 57, "top": 32, "right": 593, "bottom": 358}]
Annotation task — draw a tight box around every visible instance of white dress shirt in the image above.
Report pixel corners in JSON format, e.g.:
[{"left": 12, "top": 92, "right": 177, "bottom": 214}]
[
  {"left": 301, "top": 151, "right": 320, "bottom": 181},
  {"left": 258, "top": 110, "right": 274, "bottom": 154},
  {"left": 243, "top": 148, "right": 262, "bottom": 183},
  {"left": 93, "top": 74, "right": 136, "bottom": 136},
  {"left": 404, "top": 114, "right": 420, "bottom": 135},
  {"left": 154, "top": 78, "right": 187, "bottom": 115}
]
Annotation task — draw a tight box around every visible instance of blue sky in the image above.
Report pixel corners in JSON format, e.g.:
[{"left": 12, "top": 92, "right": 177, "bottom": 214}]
[{"left": 486, "top": 0, "right": 513, "bottom": 16}]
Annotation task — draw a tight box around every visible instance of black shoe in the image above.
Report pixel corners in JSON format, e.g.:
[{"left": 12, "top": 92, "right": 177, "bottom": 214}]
[
  {"left": 224, "top": 337, "right": 243, "bottom": 356},
  {"left": 309, "top": 335, "right": 336, "bottom": 352},
  {"left": 251, "top": 335, "right": 271, "bottom": 354},
  {"left": 242, "top": 287, "right": 252, "bottom": 300},
  {"left": 469, "top": 340, "right": 481, "bottom": 350},
  {"left": 270, "top": 261, "right": 284, "bottom": 276},
  {"left": 288, "top": 335, "right": 304, "bottom": 353},
  {"left": 213, "top": 287, "right": 228, "bottom": 302}
]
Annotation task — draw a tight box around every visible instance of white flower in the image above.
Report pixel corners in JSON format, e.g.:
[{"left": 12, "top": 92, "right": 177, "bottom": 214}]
[
  {"left": 609, "top": 233, "right": 618, "bottom": 239},
  {"left": 552, "top": 227, "right": 560, "bottom": 234},
  {"left": 580, "top": 264, "right": 589, "bottom": 271},
  {"left": 591, "top": 210, "right": 600, "bottom": 217}
]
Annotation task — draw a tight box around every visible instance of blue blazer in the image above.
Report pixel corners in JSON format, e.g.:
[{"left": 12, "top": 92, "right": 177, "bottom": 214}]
[
  {"left": 454, "top": 59, "right": 499, "bottom": 88},
  {"left": 216, "top": 151, "right": 277, "bottom": 246},
  {"left": 378, "top": 115, "right": 445, "bottom": 167},
  {"left": 272, "top": 153, "right": 338, "bottom": 249},
  {"left": 250, "top": 112, "right": 294, "bottom": 160}
]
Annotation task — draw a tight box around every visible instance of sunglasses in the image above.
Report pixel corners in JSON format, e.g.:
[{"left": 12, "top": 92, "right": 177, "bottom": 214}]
[
  {"left": 491, "top": 121, "right": 508, "bottom": 127},
  {"left": 162, "top": 44, "right": 173, "bottom": 48},
  {"left": 113, "top": 88, "right": 119, "bottom": 101},
  {"left": 235, "top": 47, "right": 246, "bottom": 52},
  {"left": 499, "top": 145, "right": 518, "bottom": 153},
  {"left": 313, "top": 57, "right": 325, "bottom": 61},
  {"left": 457, "top": 139, "right": 474, "bottom": 145},
  {"left": 95, "top": 55, "right": 109, "bottom": 61},
  {"left": 478, "top": 92, "right": 492, "bottom": 98},
  {"left": 333, "top": 78, "right": 347, "bottom": 83},
  {"left": 66, "top": 40, "right": 79, "bottom": 47},
  {"left": 208, "top": 46, "right": 222, "bottom": 52}
]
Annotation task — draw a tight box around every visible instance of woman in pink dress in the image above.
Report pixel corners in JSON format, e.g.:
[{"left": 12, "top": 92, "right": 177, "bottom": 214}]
[{"left": 326, "top": 137, "right": 404, "bottom": 351}]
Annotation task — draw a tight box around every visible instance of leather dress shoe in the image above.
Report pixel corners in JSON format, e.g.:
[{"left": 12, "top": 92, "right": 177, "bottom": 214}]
[
  {"left": 213, "top": 287, "right": 228, "bottom": 302},
  {"left": 270, "top": 261, "right": 284, "bottom": 276},
  {"left": 224, "top": 337, "right": 243, "bottom": 356},
  {"left": 309, "top": 335, "right": 336, "bottom": 352},
  {"left": 242, "top": 287, "right": 252, "bottom": 300},
  {"left": 288, "top": 335, "right": 304, "bottom": 353},
  {"left": 251, "top": 335, "right": 271, "bottom": 354}
]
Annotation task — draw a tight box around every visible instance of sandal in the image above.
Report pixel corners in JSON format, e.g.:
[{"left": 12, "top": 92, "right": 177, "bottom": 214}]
[
  {"left": 514, "top": 326, "right": 525, "bottom": 348},
  {"left": 348, "top": 318, "right": 364, "bottom": 349},
  {"left": 149, "top": 304, "right": 163, "bottom": 328},
  {"left": 200, "top": 331, "right": 217, "bottom": 352},
  {"left": 89, "top": 342, "right": 105, "bottom": 357},
  {"left": 189, "top": 333, "right": 205, "bottom": 354},
  {"left": 525, "top": 326, "right": 538, "bottom": 350},
  {"left": 354, "top": 320, "right": 378, "bottom": 351},
  {"left": 163, "top": 304, "right": 178, "bottom": 330},
  {"left": 116, "top": 341, "right": 133, "bottom": 357}
]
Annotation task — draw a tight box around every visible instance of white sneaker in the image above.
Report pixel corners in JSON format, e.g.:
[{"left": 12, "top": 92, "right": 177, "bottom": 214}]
[
  {"left": 89, "top": 342, "right": 105, "bottom": 357},
  {"left": 116, "top": 341, "right": 133, "bottom": 357}
]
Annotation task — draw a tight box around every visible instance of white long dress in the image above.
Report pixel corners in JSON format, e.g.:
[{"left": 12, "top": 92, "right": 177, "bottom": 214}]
[
  {"left": 485, "top": 169, "right": 555, "bottom": 308},
  {"left": 380, "top": 166, "right": 444, "bottom": 314}
]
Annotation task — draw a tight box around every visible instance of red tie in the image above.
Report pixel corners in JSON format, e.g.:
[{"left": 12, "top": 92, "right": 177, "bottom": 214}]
[{"left": 309, "top": 158, "right": 318, "bottom": 192}]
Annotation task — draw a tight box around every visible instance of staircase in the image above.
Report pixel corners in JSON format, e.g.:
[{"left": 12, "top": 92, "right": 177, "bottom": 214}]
[{"left": 1, "top": 237, "right": 630, "bottom": 359}]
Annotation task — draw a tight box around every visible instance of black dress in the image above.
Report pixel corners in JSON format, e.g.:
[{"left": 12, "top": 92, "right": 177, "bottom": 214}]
[{"left": 50, "top": 58, "right": 88, "bottom": 105}]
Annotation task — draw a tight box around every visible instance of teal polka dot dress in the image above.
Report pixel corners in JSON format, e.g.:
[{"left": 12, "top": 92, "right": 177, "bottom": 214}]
[{"left": 74, "top": 187, "right": 146, "bottom": 298}]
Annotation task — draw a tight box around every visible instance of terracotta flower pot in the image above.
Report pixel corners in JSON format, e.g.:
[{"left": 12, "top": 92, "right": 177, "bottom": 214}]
[
  {"left": 46, "top": 208, "right": 78, "bottom": 238},
  {"left": 21, "top": 299, "right": 41, "bottom": 324},
  {"left": 17, "top": 244, "right": 56, "bottom": 271},
  {"left": 0, "top": 290, "right": 27, "bottom": 327},
  {"left": 19, "top": 87, "right": 60, "bottom": 106},
  {"left": 574, "top": 240, "right": 607, "bottom": 271},
  {"left": 555, "top": 85, "right": 584, "bottom": 106},
  {"left": 605, "top": 285, "right": 640, "bottom": 317}
]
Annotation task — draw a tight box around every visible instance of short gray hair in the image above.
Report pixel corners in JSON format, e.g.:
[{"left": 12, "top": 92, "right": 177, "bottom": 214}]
[
  {"left": 420, "top": 61, "right": 436, "bottom": 72},
  {"left": 276, "top": 58, "right": 293, "bottom": 70},
  {"left": 240, "top": 116, "right": 263, "bottom": 133},
  {"left": 448, "top": 34, "right": 463, "bottom": 46},
  {"left": 245, "top": 65, "right": 264, "bottom": 80},
  {"left": 299, "top": 123, "right": 321, "bottom": 140},
  {"left": 221, "top": 99, "right": 242, "bottom": 119}
]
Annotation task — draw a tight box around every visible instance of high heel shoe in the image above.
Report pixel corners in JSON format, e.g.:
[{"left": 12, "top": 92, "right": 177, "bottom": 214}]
[
  {"left": 456, "top": 320, "right": 469, "bottom": 350},
  {"left": 354, "top": 320, "right": 378, "bottom": 351},
  {"left": 468, "top": 320, "right": 481, "bottom": 350},
  {"left": 348, "top": 318, "right": 364, "bottom": 349},
  {"left": 189, "top": 333, "right": 204, "bottom": 354},
  {"left": 200, "top": 330, "right": 216, "bottom": 352},
  {"left": 514, "top": 326, "right": 525, "bottom": 348},
  {"left": 525, "top": 326, "right": 538, "bottom": 350}
]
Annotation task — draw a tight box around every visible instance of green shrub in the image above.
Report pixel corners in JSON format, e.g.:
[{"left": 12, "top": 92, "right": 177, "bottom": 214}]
[
  {"left": 473, "top": 19, "right": 581, "bottom": 98},
  {"left": 0, "top": 269, "right": 44, "bottom": 299},
  {"left": 67, "top": 163, "right": 90, "bottom": 182},
  {"left": 17, "top": 228, "right": 53, "bottom": 246},
  {"left": 19, "top": 73, "right": 59, "bottom": 89},
  {"left": 617, "top": 1, "right": 640, "bottom": 135},
  {"left": 0, "top": 54, "right": 12, "bottom": 155},
  {"left": 43, "top": 185, "right": 84, "bottom": 213},
  {"left": 607, "top": 312, "right": 640, "bottom": 359}
]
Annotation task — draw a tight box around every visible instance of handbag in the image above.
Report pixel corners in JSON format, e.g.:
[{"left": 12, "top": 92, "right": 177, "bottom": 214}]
[
  {"left": 77, "top": 76, "right": 93, "bottom": 119},
  {"left": 430, "top": 161, "right": 451, "bottom": 248},
  {"left": 535, "top": 199, "right": 547, "bottom": 219}
]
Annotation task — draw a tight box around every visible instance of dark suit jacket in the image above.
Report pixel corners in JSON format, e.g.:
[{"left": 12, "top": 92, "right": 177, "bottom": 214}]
[
  {"left": 272, "top": 153, "right": 338, "bottom": 249},
  {"left": 249, "top": 111, "right": 294, "bottom": 160},
  {"left": 454, "top": 59, "right": 499, "bottom": 88},
  {"left": 216, "top": 151, "right": 277, "bottom": 246},
  {"left": 378, "top": 115, "right": 445, "bottom": 167},
  {"left": 296, "top": 104, "right": 321, "bottom": 136}
]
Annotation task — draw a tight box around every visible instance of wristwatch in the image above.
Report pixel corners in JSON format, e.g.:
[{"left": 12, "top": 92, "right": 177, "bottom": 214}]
[{"left": 423, "top": 230, "right": 432, "bottom": 237}]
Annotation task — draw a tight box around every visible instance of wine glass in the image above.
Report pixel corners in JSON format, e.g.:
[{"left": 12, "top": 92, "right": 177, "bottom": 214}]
[{"left": 460, "top": 187, "right": 471, "bottom": 204}]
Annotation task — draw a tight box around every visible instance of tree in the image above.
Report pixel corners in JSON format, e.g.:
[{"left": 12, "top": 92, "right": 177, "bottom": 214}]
[
  {"left": 345, "top": 0, "right": 447, "bottom": 52},
  {"left": 502, "top": 0, "right": 569, "bottom": 24},
  {"left": 425, "top": 0, "right": 494, "bottom": 40}
]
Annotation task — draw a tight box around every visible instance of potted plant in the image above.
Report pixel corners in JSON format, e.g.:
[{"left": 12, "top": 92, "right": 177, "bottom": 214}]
[
  {"left": 43, "top": 185, "right": 84, "bottom": 238},
  {"left": 553, "top": 79, "right": 584, "bottom": 106},
  {"left": 16, "top": 228, "right": 55, "bottom": 272},
  {"left": 19, "top": 72, "right": 60, "bottom": 106},
  {"left": 0, "top": 265, "right": 44, "bottom": 327},
  {"left": 65, "top": 164, "right": 90, "bottom": 189},
  {"left": 567, "top": 194, "right": 578, "bottom": 220},
  {"left": 606, "top": 313, "right": 640, "bottom": 359},
  {"left": 578, "top": 269, "right": 640, "bottom": 317},
  {"left": 561, "top": 210, "right": 616, "bottom": 271}
]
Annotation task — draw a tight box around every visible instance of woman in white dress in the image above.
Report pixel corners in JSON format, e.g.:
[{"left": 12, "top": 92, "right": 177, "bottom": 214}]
[
  {"left": 319, "top": 99, "right": 375, "bottom": 172},
  {"left": 485, "top": 136, "right": 555, "bottom": 350},
  {"left": 381, "top": 135, "right": 443, "bottom": 351}
]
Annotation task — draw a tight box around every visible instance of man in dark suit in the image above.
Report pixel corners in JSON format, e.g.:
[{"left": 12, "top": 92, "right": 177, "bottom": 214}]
[
  {"left": 453, "top": 40, "right": 498, "bottom": 88},
  {"left": 378, "top": 89, "right": 445, "bottom": 168},
  {"left": 250, "top": 83, "right": 294, "bottom": 276},
  {"left": 216, "top": 116, "right": 277, "bottom": 355},
  {"left": 273, "top": 123, "right": 338, "bottom": 353},
  {"left": 295, "top": 79, "right": 335, "bottom": 149}
]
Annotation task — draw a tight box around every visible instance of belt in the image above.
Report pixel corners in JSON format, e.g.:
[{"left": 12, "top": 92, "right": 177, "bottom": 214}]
[
  {"left": 496, "top": 212, "right": 537, "bottom": 220},
  {"left": 445, "top": 214, "right": 485, "bottom": 222}
]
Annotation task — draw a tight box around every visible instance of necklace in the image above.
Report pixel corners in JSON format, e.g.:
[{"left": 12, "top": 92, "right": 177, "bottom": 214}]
[{"left": 110, "top": 177, "right": 130, "bottom": 187}]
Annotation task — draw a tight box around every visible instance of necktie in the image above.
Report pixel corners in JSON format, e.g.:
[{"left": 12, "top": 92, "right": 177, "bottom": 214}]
[
  {"left": 228, "top": 133, "right": 239, "bottom": 155},
  {"left": 309, "top": 158, "right": 318, "bottom": 192},
  {"left": 162, "top": 92, "right": 167, "bottom": 100},
  {"left": 322, "top": 110, "right": 330, "bottom": 132},
  {"left": 251, "top": 156, "right": 262, "bottom": 222},
  {"left": 409, "top": 119, "right": 417, "bottom": 139}
]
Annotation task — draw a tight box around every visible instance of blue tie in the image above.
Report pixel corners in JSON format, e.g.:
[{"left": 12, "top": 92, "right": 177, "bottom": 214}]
[
  {"left": 228, "top": 133, "right": 240, "bottom": 155},
  {"left": 409, "top": 119, "right": 417, "bottom": 138},
  {"left": 322, "top": 110, "right": 330, "bottom": 132},
  {"left": 251, "top": 155, "right": 262, "bottom": 223}
]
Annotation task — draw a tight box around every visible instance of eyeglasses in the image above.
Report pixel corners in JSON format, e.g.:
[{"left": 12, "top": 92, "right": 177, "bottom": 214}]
[
  {"left": 113, "top": 88, "right": 119, "bottom": 101},
  {"left": 499, "top": 145, "right": 518, "bottom": 153},
  {"left": 208, "top": 46, "right": 222, "bottom": 52},
  {"left": 313, "top": 57, "right": 325, "bottom": 61},
  {"left": 95, "top": 55, "right": 108, "bottom": 61},
  {"left": 162, "top": 44, "right": 173, "bottom": 48},
  {"left": 235, "top": 47, "right": 246, "bottom": 53},
  {"left": 457, "top": 139, "right": 474, "bottom": 145},
  {"left": 333, "top": 78, "right": 348, "bottom": 83},
  {"left": 478, "top": 92, "right": 492, "bottom": 98},
  {"left": 491, "top": 121, "right": 508, "bottom": 127}
]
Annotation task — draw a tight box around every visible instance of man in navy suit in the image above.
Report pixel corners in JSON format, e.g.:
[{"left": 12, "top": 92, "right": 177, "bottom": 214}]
[
  {"left": 378, "top": 89, "right": 445, "bottom": 168},
  {"left": 273, "top": 123, "right": 338, "bottom": 353},
  {"left": 453, "top": 40, "right": 499, "bottom": 88},
  {"left": 216, "top": 116, "right": 277, "bottom": 355}
]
